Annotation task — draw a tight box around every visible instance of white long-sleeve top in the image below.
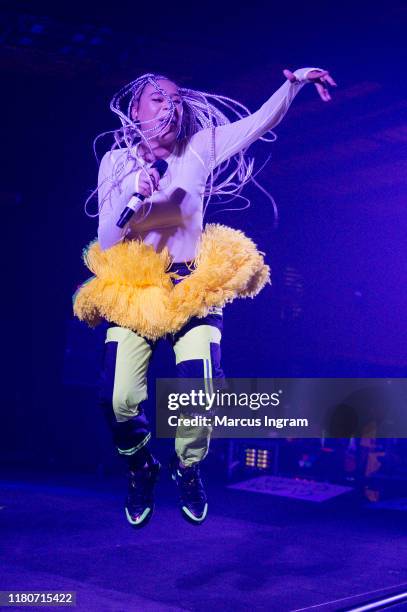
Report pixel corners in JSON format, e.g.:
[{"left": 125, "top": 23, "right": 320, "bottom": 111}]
[{"left": 97, "top": 67, "right": 322, "bottom": 260}]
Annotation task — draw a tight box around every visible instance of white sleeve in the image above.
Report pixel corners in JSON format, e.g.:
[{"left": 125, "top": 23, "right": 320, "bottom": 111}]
[
  {"left": 97, "top": 151, "right": 142, "bottom": 251},
  {"left": 189, "top": 67, "right": 325, "bottom": 169}
]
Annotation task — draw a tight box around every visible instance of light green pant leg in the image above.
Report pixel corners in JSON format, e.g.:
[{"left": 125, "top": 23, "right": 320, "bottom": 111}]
[
  {"left": 106, "top": 326, "right": 152, "bottom": 423},
  {"left": 173, "top": 324, "right": 221, "bottom": 467}
]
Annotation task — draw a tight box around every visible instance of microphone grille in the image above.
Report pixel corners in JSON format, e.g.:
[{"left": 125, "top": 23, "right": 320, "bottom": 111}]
[{"left": 151, "top": 158, "right": 168, "bottom": 177}]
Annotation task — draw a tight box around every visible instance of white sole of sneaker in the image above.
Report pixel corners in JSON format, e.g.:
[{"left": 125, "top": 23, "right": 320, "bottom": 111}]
[
  {"left": 125, "top": 505, "right": 152, "bottom": 528},
  {"left": 182, "top": 502, "right": 208, "bottom": 524}
]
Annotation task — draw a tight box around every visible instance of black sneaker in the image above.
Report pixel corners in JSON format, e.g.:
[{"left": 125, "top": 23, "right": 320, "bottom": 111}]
[
  {"left": 170, "top": 455, "right": 208, "bottom": 524},
  {"left": 125, "top": 458, "right": 160, "bottom": 528}
]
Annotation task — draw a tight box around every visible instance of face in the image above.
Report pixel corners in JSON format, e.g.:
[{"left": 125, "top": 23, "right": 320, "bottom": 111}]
[{"left": 131, "top": 78, "right": 183, "bottom": 143}]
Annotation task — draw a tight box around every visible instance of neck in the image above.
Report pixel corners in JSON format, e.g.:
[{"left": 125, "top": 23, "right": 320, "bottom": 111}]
[{"left": 138, "top": 140, "right": 176, "bottom": 163}]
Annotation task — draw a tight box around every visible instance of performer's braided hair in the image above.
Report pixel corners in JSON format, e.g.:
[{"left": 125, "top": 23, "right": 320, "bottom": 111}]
[{"left": 85, "top": 73, "right": 279, "bottom": 224}]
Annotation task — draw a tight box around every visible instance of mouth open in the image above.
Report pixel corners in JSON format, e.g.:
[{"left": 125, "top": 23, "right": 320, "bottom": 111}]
[
  {"left": 160, "top": 117, "right": 177, "bottom": 126},
  {"left": 160, "top": 122, "right": 177, "bottom": 134}
]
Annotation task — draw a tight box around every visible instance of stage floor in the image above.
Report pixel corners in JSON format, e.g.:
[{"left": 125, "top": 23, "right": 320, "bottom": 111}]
[{"left": 1, "top": 466, "right": 407, "bottom": 611}]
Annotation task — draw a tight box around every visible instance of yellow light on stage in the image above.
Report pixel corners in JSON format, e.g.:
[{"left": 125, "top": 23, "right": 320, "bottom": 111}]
[
  {"left": 245, "top": 448, "right": 271, "bottom": 469},
  {"left": 257, "top": 449, "right": 270, "bottom": 469},
  {"left": 245, "top": 448, "right": 256, "bottom": 467}
]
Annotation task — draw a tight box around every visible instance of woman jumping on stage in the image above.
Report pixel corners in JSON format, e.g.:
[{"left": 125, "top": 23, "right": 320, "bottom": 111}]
[{"left": 74, "top": 65, "right": 337, "bottom": 528}]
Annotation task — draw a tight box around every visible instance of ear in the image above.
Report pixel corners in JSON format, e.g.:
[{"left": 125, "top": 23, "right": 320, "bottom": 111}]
[{"left": 130, "top": 101, "right": 138, "bottom": 122}]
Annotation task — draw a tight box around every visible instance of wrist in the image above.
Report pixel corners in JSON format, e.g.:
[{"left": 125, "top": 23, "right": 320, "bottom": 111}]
[{"left": 293, "top": 67, "right": 325, "bottom": 83}]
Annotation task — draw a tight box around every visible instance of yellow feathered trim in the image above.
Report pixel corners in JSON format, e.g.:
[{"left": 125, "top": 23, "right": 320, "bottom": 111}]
[{"left": 73, "top": 223, "right": 271, "bottom": 340}]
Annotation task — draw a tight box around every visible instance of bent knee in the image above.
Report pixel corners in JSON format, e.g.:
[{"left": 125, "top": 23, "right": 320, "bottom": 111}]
[{"left": 112, "top": 388, "right": 148, "bottom": 422}]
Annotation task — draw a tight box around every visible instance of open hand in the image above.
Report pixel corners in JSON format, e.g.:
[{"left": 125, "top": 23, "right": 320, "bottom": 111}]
[{"left": 283, "top": 68, "right": 337, "bottom": 102}]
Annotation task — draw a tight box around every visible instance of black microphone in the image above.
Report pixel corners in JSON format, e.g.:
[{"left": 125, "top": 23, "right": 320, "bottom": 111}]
[{"left": 116, "top": 158, "right": 168, "bottom": 228}]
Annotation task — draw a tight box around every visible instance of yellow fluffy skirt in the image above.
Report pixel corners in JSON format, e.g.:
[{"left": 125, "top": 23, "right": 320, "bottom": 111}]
[{"left": 73, "top": 223, "right": 271, "bottom": 340}]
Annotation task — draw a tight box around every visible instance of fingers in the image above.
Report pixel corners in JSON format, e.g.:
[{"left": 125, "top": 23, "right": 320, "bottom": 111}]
[
  {"left": 310, "top": 70, "right": 337, "bottom": 102},
  {"left": 317, "top": 73, "right": 337, "bottom": 93},
  {"left": 136, "top": 182, "right": 150, "bottom": 197},
  {"left": 310, "top": 69, "right": 329, "bottom": 78},
  {"left": 315, "top": 81, "right": 331, "bottom": 102},
  {"left": 137, "top": 167, "right": 161, "bottom": 197},
  {"left": 322, "top": 74, "right": 337, "bottom": 87},
  {"left": 306, "top": 69, "right": 337, "bottom": 86},
  {"left": 149, "top": 168, "right": 161, "bottom": 189}
]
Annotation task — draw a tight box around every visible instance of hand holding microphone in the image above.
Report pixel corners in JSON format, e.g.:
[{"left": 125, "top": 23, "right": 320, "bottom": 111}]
[{"left": 117, "top": 159, "right": 168, "bottom": 228}]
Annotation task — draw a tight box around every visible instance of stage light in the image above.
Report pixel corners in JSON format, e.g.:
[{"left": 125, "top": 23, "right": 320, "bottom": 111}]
[
  {"left": 245, "top": 448, "right": 256, "bottom": 467},
  {"left": 257, "top": 449, "right": 270, "bottom": 469},
  {"left": 245, "top": 448, "right": 271, "bottom": 470}
]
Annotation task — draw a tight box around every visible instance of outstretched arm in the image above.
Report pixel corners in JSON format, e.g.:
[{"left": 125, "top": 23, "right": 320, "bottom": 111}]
[{"left": 190, "top": 67, "right": 336, "bottom": 169}]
